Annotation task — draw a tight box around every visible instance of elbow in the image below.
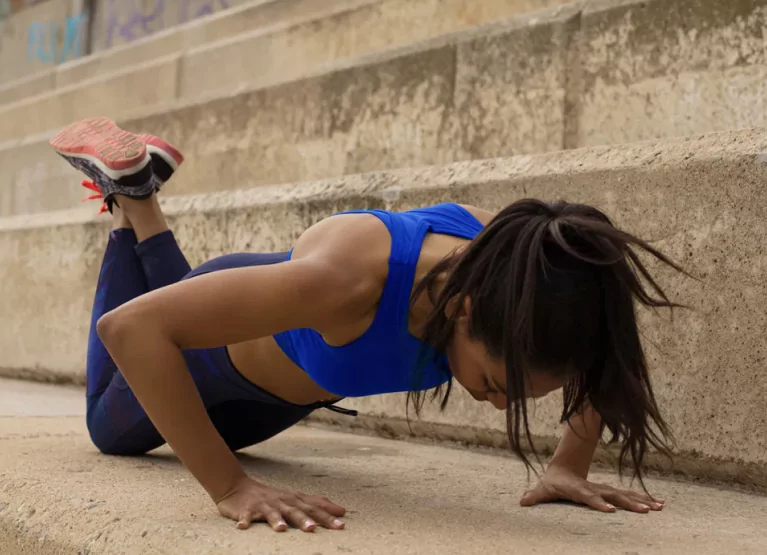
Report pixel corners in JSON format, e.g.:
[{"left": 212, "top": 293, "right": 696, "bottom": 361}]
[
  {"left": 96, "top": 309, "right": 124, "bottom": 350},
  {"left": 97, "top": 307, "right": 146, "bottom": 354},
  {"left": 97, "top": 305, "right": 172, "bottom": 355}
]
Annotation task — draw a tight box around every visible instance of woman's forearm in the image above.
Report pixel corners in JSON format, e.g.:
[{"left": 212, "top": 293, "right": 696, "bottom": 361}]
[
  {"left": 99, "top": 315, "right": 247, "bottom": 502},
  {"left": 549, "top": 404, "right": 602, "bottom": 478}
]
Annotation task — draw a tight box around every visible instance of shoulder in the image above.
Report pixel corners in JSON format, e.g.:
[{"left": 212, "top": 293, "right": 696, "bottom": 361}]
[
  {"left": 291, "top": 212, "right": 391, "bottom": 309},
  {"left": 458, "top": 204, "right": 495, "bottom": 226}
]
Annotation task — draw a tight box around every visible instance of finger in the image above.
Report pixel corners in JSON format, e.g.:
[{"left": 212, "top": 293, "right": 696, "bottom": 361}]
[
  {"left": 577, "top": 490, "right": 616, "bottom": 513},
  {"left": 296, "top": 500, "right": 344, "bottom": 530},
  {"left": 627, "top": 492, "right": 664, "bottom": 511},
  {"left": 300, "top": 495, "right": 346, "bottom": 517},
  {"left": 279, "top": 503, "right": 316, "bottom": 532},
  {"left": 604, "top": 492, "right": 650, "bottom": 513},
  {"left": 260, "top": 504, "right": 287, "bottom": 532},
  {"left": 237, "top": 511, "right": 253, "bottom": 530}
]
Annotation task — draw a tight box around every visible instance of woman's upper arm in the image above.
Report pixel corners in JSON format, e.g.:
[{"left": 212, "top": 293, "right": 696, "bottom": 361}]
[{"left": 103, "top": 215, "right": 388, "bottom": 350}]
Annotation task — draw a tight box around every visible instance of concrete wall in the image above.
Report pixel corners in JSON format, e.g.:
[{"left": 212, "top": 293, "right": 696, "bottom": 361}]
[
  {"left": 0, "top": 0, "right": 575, "bottom": 96},
  {"left": 0, "top": 0, "right": 577, "bottom": 122},
  {"left": 0, "top": 6, "right": 580, "bottom": 216},
  {"left": 576, "top": 0, "right": 767, "bottom": 147},
  {"left": 0, "top": 0, "right": 248, "bottom": 86},
  {"left": 1, "top": 129, "right": 766, "bottom": 484},
  {"left": 3, "top": 0, "right": 767, "bottom": 217},
  {"left": 53, "top": 0, "right": 378, "bottom": 89},
  {"left": 0, "top": 0, "right": 86, "bottom": 84},
  {"left": 88, "top": 0, "right": 250, "bottom": 52}
]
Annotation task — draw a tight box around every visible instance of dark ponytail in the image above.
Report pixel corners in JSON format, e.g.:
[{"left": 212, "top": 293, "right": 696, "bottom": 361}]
[{"left": 409, "top": 199, "right": 688, "bottom": 487}]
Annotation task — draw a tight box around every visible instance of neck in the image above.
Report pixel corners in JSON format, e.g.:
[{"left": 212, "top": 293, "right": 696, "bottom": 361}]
[
  {"left": 409, "top": 233, "right": 469, "bottom": 338},
  {"left": 409, "top": 263, "right": 454, "bottom": 341}
]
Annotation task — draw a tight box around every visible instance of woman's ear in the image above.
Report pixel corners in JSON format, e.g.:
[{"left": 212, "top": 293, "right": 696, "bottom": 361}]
[{"left": 444, "top": 295, "right": 472, "bottom": 321}]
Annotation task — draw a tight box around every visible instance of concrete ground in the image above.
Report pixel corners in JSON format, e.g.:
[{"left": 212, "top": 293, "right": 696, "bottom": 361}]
[{"left": 0, "top": 379, "right": 765, "bottom": 555}]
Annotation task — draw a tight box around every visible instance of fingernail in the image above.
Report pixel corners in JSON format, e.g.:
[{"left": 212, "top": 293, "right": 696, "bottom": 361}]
[
  {"left": 305, "top": 520, "right": 316, "bottom": 529},
  {"left": 333, "top": 519, "right": 344, "bottom": 528},
  {"left": 606, "top": 504, "right": 616, "bottom": 510},
  {"left": 277, "top": 520, "right": 287, "bottom": 528},
  {"left": 639, "top": 504, "right": 650, "bottom": 511}
]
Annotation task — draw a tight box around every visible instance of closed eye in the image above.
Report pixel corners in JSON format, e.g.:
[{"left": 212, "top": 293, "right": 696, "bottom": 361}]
[
  {"left": 483, "top": 376, "right": 493, "bottom": 395},
  {"left": 490, "top": 376, "right": 506, "bottom": 396}
]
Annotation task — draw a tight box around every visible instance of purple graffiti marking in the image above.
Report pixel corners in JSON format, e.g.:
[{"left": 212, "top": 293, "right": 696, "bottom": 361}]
[
  {"left": 106, "top": 0, "right": 229, "bottom": 49},
  {"left": 27, "top": 12, "right": 85, "bottom": 64}
]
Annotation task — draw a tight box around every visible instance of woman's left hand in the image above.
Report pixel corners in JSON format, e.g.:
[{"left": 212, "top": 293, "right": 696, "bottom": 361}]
[{"left": 519, "top": 463, "right": 665, "bottom": 513}]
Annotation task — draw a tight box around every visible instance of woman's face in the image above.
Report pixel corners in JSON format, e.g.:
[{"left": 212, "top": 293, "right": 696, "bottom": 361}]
[{"left": 445, "top": 298, "right": 566, "bottom": 409}]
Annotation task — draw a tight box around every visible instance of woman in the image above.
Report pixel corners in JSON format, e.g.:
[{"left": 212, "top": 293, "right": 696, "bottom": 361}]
[{"left": 52, "top": 117, "right": 677, "bottom": 533}]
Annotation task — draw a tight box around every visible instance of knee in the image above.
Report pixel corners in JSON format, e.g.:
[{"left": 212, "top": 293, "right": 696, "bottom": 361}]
[
  {"left": 88, "top": 427, "right": 151, "bottom": 456},
  {"left": 86, "top": 401, "right": 150, "bottom": 456}
]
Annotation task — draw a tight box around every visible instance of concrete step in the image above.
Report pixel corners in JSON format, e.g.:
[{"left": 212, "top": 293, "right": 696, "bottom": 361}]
[
  {"left": 0, "top": 0, "right": 575, "bottom": 116},
  {"left": 1, "top": 130, "right": 766, "bottom": 488},
  {"left": 3, "top": 0, "right": 767, "bottom": 217},
  {"left": 0, "top": 3, "right": 579, "bottom": 217},
  {"left": 0, "top": 378, "right": 765, "bottom": 554},
  {"left": 0, "top": 0, "right": 376, "bottom": 93}
]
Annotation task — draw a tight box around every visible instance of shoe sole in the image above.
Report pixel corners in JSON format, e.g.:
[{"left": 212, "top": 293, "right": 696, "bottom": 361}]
[{"left": 50, "top": 117, "right": 153, "bottom": 190}]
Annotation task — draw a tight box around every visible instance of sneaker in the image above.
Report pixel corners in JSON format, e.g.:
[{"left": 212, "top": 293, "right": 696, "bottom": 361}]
[
  {"left": 50, "top": 117, "right": 155, "bottom": 204},
  {"left": 138, "top": 134, "right": 185, "bottom": 189}
]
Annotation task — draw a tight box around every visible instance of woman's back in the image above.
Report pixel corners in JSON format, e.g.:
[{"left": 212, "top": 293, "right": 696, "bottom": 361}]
[{"left": 203, "top": 204, "right": 488, "bottom": 403}]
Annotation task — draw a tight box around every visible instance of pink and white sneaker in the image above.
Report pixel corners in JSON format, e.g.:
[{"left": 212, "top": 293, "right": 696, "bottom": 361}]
[
  {"left": 51, "top": 117, "right": 185, "bottom": 214},
  {"left": 50, "top": 117, "right": 154, "bottom": 205}
]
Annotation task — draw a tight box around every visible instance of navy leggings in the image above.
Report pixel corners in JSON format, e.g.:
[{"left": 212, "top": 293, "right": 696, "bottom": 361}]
[{"left": 85, "top": 229, "right": 340, "bottom": 455}]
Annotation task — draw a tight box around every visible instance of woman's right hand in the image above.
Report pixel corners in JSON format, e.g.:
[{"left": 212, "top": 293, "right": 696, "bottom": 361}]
[{"left": 216, "top": 476, "right": 346, "bottom": 532}]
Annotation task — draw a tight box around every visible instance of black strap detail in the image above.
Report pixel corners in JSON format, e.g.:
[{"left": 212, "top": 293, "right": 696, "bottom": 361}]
[
  {"left": 322, "top": 404, "right": 358, "bottom": 417},
  {"left": 308, "top": 399, "right": 358, "bottom": 417}
]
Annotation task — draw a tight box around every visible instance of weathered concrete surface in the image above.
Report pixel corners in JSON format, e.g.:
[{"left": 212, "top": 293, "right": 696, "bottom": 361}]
[
  {"left": 8, "top": 0, "right": 767, "bottom": 216},
  {"left": 181, "top": 0, "right": 576, "bottom": 99},
  {"left": 0, "top": 377, "right": 83, "bottom": 416},
  {"left": 577, "top": 0, "right": 767, "bottom": 147},
  {"left": 0, "top": 68, "right": 54, "bottom": 105},
  {"left": 0, "top": 5, "right": 575, "bottom": 214},
  {"left": 0, "top": 0, "right": 86, "bottom": 85},
  {"left": 0, "top": 0, "right": 577, "bottom": 145},
  {"left": 55, "top": 0, "right": 378, "bottom": 89},
  {"left": 0, "top": 54, "right": 181, "bottom": 144},
  {"left": 88, "top": 0, "right": 253, "bottom": 53},
  {"left": 2, "top": 0, "right": 574, "bottom": 108},
  {"left": 0, "top": 379, "right": 765, "bottom": 555},
  {"left": 2, "top": 130, "right": 767, "bottom": 483},
  {"left": 6, "top": 0, "right": 767, "bottom": 212}
]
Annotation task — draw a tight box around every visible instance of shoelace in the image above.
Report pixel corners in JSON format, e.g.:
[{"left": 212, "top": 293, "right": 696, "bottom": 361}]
[{"left": 81, "top": 180, "right": 109, "bottom": 214}]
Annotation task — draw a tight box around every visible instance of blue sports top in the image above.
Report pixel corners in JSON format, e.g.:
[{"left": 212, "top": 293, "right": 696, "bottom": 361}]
[{"left": 273, "top": 203, "right": 485, "bottom": 398}]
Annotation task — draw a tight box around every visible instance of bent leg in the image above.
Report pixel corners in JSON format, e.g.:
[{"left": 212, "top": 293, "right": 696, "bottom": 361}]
[
  {"left": 89, "top": 236, "right": 307, "bottom": 455},
  {"left": 86, "top": 226, "right": 192, "bottom": 455}
]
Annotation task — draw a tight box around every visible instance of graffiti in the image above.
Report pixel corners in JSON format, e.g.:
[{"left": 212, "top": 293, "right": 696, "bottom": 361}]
[
  {"left": 105, "top": 0, "right": 229, "bottom": 49},
  {"left": 27, "top": 12, "right": 86, "bottom": 64}
]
